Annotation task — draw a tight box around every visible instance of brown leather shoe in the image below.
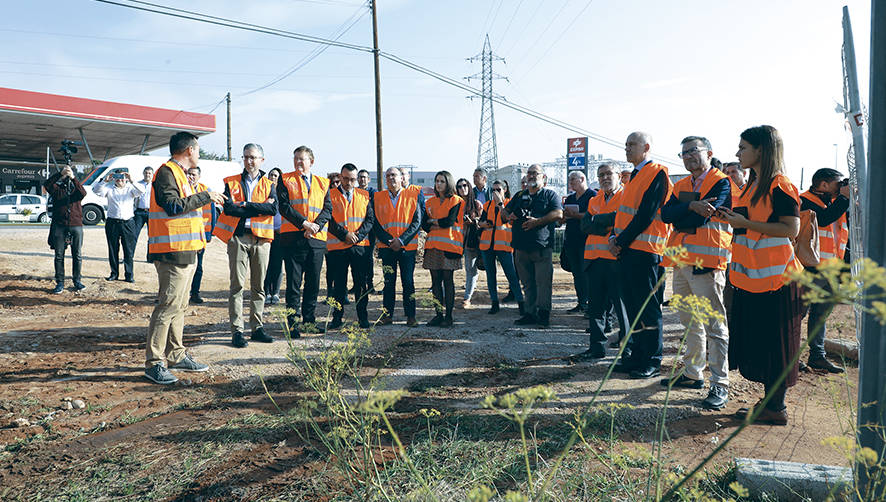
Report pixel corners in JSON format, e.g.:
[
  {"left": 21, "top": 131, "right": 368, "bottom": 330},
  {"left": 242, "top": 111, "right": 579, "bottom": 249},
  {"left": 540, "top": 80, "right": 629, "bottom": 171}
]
[{"left": 755, "top": 407, "right": 789, "bottom": 425}]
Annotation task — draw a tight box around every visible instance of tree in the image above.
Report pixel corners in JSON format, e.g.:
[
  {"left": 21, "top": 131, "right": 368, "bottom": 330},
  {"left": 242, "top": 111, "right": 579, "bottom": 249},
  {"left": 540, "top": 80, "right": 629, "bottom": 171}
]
[{"left": 199, "top": 148, "right": 227, "bottom": 161}]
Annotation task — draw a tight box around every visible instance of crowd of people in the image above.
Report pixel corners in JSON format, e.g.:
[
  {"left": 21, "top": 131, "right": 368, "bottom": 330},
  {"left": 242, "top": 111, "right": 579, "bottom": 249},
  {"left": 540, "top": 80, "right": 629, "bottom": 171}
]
[{"left": 43, "top": 129, "right": 852, "bottom": 426}]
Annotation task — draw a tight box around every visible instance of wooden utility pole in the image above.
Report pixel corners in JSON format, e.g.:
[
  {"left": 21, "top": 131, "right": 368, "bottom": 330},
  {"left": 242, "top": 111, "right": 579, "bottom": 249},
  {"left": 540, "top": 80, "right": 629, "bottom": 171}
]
[
  {"left": 371, "top": 0, "right": 383, "bottom": 190},
  {"left": 226, "top": 92, "right": 232, "bottom": 161}
]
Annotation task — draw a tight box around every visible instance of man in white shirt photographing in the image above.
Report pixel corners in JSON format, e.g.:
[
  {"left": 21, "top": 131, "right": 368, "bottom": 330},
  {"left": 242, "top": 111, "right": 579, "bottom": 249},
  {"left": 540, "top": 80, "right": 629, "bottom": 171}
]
[{"left": 92, "top": 168, "right": 145, "bottom": 282}]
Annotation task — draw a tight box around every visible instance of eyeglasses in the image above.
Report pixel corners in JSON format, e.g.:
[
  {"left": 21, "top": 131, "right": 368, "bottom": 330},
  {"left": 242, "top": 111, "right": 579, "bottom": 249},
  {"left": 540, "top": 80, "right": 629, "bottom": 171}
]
[
  {"left": 492, "top": 187, "right": 502, "bottom": 192},
  {"left": 678, "top": 146, "right": 708, "bottom": 158},
  {"left": 457, "top": 184, "right": 469, "bottom": 188}
]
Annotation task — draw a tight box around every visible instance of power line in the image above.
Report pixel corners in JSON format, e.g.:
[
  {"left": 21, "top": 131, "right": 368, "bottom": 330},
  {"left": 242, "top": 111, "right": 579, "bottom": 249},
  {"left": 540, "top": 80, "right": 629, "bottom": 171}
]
[
  {"left": 507, "top": 0, "right": 572, "bottom": 69},
  {"left": 494, "top": 0, "right": 525, "bottom": 50},
  {"left": 92, "top": 0, "right": 681, "bottom": 167},
  {"left": 515, "top": 0, "right": 595, "bottom": 81}
]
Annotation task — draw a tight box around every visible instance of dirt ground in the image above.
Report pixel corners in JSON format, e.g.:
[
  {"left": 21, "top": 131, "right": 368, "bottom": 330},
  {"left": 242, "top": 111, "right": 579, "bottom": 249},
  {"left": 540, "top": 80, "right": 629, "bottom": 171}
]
[{"left": 0, "top": 225, "right": 861, "bottom": 499}]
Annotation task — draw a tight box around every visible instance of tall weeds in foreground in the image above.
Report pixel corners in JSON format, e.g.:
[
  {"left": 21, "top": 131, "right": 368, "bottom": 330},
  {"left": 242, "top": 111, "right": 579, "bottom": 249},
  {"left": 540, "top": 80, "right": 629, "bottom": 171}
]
[{"left": 261, "top": 253, "right": 886, "bottom": 500}]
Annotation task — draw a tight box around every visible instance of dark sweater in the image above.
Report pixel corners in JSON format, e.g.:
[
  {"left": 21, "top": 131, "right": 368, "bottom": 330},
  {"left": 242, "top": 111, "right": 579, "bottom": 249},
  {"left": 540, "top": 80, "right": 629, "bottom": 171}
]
[{"left": 43, "top": 171, "right": 86, "bottom": 226}]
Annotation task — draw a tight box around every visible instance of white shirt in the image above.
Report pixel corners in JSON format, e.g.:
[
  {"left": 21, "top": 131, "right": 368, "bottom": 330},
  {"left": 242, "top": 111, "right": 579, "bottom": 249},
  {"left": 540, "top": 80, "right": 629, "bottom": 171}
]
[
  {"left": 93, "top": 181, "right": 145, "bottom": 220},
  {"left": 136, "top": 179, "right": 152, "bottom": 210},
  {"left": 242, "top": 171, "right": 260, "bottom": 228}
]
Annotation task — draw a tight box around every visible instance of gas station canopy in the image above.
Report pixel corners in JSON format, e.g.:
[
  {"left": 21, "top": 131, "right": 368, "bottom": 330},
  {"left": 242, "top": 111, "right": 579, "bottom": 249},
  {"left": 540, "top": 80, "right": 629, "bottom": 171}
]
[{"left": 0, "top": 86, "right": 216, "bottom": 168}]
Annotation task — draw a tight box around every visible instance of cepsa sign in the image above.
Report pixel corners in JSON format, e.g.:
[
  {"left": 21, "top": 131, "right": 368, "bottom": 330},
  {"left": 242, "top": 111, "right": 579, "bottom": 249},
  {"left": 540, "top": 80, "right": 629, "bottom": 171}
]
[{"left": 566, "top": 137, "right": 588, "bottom": 177}]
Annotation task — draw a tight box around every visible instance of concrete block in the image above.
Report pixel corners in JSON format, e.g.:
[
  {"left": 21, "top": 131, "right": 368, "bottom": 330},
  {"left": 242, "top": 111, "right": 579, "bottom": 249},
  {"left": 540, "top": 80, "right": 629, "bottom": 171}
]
[{"left": 735, "top": 457, "right": 852, "bottom": 501}]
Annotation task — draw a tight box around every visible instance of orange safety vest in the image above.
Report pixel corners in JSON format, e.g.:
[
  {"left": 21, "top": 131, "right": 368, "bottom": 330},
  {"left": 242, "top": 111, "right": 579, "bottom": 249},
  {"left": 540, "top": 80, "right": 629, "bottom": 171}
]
[
  {"left": 213, "top": 174, "right": 275, "bottom": 243},
  {"left": 193, "top": 182, "right": 212, "bottom": 236},
  {"left": 729, "top": 174, "right": 803, "bottom": 293},
  {"left": 612, "top": 162, "right": 673, "bottom": 255},
  {"left": 374, "top": 187, "right": 420, "bottom": 251},
  {"left": 662, "top": 168, "right": 733, "bottom": 270},
  {"left": 148, "top": 160, "right": 206, "bottom": 254},
  {"left": 279, "top": 172, "right": 329, "bottom": 242},
  {"left": 479, "top": 199, "right": 512, "bottom": 252},
  {"left": 729, "top": 178, "right": 744, "bottom": 205},
  {"left": 327, "top": 187, "right": 370, "bottom": 251},
  {"left": 799, "top": 191, "right": 849, "bottom": 261},
  {"left": 584, "top": 187, "right": 624, "bottom": 261},
  {"left": 424, "top": 195, "right": 465, "bottom": 255}
]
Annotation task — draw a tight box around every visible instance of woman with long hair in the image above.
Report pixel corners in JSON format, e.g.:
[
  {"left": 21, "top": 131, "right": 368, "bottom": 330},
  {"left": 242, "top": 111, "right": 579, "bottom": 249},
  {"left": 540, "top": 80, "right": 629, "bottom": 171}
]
[
  {"left": 478, "top": 179, "right": 524, "bottom": 314},
  {"left": 456, "top": 178, "right": 483, "bottom": 308},
  {"left": 423, "top": 171, "right": 464, "bottom": 327},
  {"left": 263, "top": 167, "right": 285, "bottom": 305},
  {"left": 718, "top": 125, "right": 803, "bottom": 426}
]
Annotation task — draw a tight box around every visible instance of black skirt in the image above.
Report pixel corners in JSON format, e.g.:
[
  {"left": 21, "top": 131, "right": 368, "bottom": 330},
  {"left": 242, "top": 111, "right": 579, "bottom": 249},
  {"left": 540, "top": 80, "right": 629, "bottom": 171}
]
[{"left": 728, "top": 283, "right": 803, "bottom": 387}]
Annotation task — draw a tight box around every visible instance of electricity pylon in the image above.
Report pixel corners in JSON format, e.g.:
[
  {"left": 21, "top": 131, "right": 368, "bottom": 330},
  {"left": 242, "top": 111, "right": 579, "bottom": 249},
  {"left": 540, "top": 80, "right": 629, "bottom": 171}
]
[{"left": 466, "top": 34, "right": 507, "bottom": 173}]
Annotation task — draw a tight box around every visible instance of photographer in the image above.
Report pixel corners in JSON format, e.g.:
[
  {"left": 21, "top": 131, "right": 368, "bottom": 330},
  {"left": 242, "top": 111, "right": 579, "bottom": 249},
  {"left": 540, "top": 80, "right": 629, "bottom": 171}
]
[
  {"left": 798, "top": 168, "right": 851, "bottom": 374},
  {"left": 92, "top": 169, "right": 145, "bottom": 282},
  {"left": 502, "top": 164, "right": 563, "bottom": 327},
  {"left": 44, "top": 164, "right": 87, "bottom": 293}
]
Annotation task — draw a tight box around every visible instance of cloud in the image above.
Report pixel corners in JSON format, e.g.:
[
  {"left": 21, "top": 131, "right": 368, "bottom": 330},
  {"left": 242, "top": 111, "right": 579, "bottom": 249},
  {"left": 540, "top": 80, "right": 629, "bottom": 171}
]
[{"left": 640, "top": 77, "right": 689, "bottom": 89}]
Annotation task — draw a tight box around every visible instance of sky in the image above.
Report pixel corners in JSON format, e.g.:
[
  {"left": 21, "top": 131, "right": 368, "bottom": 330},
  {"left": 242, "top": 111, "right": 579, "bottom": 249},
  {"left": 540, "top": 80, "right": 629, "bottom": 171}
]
[{"left": 0, "top": 0, "right": 874, "bottom": 189}]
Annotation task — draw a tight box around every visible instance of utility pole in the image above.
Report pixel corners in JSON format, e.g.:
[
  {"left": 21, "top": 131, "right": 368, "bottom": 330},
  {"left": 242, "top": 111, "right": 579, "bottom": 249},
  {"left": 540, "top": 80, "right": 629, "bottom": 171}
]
[
  {"left": 467, "top": 34, "right": 506, "bottom": 174},
  {"left": 857, "top": 0, "right": 885, "bottom": 499},
  {"left": 226, "top": 92, "right": 232, "bottom": 161},
  {"left": 371, "top": 0, "right": 383, "bottom": 190}
]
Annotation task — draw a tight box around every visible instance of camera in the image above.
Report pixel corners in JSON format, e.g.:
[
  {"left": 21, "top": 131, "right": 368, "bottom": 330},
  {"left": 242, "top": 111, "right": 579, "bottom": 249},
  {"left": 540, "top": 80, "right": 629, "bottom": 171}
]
[{"left": 113, "top": 173, "right": 125, "bottom": 180}]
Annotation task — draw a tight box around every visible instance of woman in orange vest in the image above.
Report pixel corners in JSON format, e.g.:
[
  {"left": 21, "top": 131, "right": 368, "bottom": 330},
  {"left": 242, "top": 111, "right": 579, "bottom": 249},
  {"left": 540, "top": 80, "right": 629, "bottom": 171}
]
[
  {"left": 718, "top": 125, "right": 803, "bottom": 426},
  {"left": 478, "top": 179, "right": 523, "bottom": 314},
  {"left": 422, "top": 171, "right": 464, "bottom": 327}
]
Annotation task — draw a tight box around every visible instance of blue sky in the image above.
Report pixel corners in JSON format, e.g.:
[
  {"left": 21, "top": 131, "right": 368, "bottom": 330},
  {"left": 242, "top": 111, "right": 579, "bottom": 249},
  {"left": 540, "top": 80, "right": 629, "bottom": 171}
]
[{"left": 1, "top": 0, "right": 873, "bottom": 187}]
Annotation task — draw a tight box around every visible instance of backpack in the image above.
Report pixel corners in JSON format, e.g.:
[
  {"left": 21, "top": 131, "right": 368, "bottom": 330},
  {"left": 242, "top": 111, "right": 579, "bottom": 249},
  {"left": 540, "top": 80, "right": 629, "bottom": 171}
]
[{"left": 793, "top": 209, "right": 820, "bottom": 268}]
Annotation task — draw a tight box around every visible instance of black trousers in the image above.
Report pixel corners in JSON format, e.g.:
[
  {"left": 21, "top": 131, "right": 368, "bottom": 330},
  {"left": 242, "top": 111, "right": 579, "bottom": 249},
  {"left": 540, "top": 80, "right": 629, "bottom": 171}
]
[
  {"left": 585, "top": 258, "right": 630, "bottom": 352},
  {"left": 105, "top": 218, "right": 137, "bottom": 279},
  {"left": 134, "top": 208, "right": 149, "bottom": 260},
  {"left": 379, "top": 247, "right": 416, "bottom": 318},
  {"left": 617, "top": 249, "right": 663, "bottom": 368},
  {"left": 264, "top": 236, "right": 285, "bottom": 297},
  {"left": 50, "top": 224, "right": 83, "bottom": 284},
  {"left": 328, "top": 247, "right": 369, "bottom": 323},
  {"left": 282, "top": 241, "right": 326, "bottom": 323},
  {"left": 190, "top": 248, "right": 205, "bottom": 297}
]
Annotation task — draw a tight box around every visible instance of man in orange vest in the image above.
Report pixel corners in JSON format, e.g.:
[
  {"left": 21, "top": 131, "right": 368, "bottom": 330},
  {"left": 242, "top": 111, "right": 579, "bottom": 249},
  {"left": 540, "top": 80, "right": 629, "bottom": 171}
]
[
  {"left": 144, "top": 132, "right": 226, "bottom": 385},
  {"left": 576, "top": 163, "right": 631, "bottom": 360},
  {"left": 214, "top": 144, "right": 278, "bottom": 348},
  {"left": 660, "top": 136, "right": 732, "bottom": 409},
  {"left": 186, "top": 166, "right": 217, "bottom": 305},
  {"left": 800, "top": 168, "right": 851, "bottom": 374},
  {"left": 277, "top": 146, "right": 332, "bottom": 336},
  {"left": 610, "top": 131, "right": 673, "bottom": 379},
  {"left": 373, "top": 167, "right": 423, "bottom": 326},
  {"left": 327, "top": 163, "right": 374, "bottom": 330}
]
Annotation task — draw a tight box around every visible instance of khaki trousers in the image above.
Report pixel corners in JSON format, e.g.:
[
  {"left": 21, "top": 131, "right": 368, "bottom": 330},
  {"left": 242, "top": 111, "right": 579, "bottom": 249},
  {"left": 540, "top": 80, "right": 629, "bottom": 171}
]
[
  {"left": 672, "top": 266, "right": 730, "bottom": 387},
  {"left": 145, "top": 261, "right": 197, "bottom": 368},
  {"left": 228, "top": 233, "right": 271, "bottom": 333}
]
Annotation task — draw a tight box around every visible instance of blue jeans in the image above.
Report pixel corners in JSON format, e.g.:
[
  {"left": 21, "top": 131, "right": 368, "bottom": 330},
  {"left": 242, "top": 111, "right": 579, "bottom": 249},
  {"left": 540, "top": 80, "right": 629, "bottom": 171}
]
[
  {"left": 463, "top": 247, "right": 481, "bottom": 301},
  {"left": 480, "top": 249, "right": 523, "bottom": 303}
]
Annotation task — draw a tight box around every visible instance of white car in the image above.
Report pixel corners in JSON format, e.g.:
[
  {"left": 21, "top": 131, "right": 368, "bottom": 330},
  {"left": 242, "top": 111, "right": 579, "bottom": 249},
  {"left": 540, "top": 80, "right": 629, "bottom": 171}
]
[{"left": 0, "top": 193, "right": 49, "bottom": 223}]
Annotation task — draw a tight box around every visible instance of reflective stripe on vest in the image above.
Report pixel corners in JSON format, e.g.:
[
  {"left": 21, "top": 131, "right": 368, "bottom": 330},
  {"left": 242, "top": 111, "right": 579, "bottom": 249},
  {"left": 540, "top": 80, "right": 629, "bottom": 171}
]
[
  {"left": 478, "top": 199, "right": 513, "bottom": 252},
  {"left": 195, "top": 182, "right": 212, "bottom": 235},
  {"left": 584, "top": 188, "right": 624, "bottom": 261},
  {"left": 147, "top": 160, "right": 205, "bottom": 254},
  {"left": 374, "top": 187, "right": 419, "bottom": 251},
  {"left": 279, "top": 173, "right": 329, "bottom": 241},
  {"left": 799, "top": 190, "right": 849, "bottom": 261},
  {"left": 662, "top": 169, "right": 733, "bottom": 269},
  {"left": 213, "top": 175, "right": 275, "bottom": 243},
  {"left": 328, "top": 187, "right": 370, "bottom": 251},
  {"left": 424, "top": 195, "right": 465, "bottom": 255},
  {"left": 612, "top": 163, "right": 673, "bottom": 255},
  {"left": 728, "top": 174, "right": 802, "bottom": 293}
]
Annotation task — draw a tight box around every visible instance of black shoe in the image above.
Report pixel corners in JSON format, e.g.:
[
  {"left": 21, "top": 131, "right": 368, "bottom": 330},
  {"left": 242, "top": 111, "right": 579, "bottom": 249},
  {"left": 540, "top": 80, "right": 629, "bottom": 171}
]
[
  {"left": 251, "top": 327, "right": 274, "bottom": 343},
  {"left": 124, "top": 276, "right": 134, "bottom": 283},
  {"left": 514, "top": 314, "right": 537, "bottom": 325},
  {"left": 566, "top": 348, "right": 605, "bottom": 362},
  {"left": 488, "top": 301, "right": 500, "bottom": 314},
  {"left": 406, "top": 317, "right": 418, "bottom": 327},
  {"left": 660, "top": 374, "right": 704, "bottom": 389},
  {"left": 286, "top": 315, "right": 301, "bottom": 339},
  {"left": 612, "top": 361, "right": 636, "bottom": 374},
  {"left": 441, "top": 315, "right": 453, "bottom": 327},
  {"left": 72, "top": 281, "right": 86, "bottom": 291},
  {"left": 426, "top": 314, "right": 444, "bottom": 327},
  {"left": 232, "top": 331, "right": 249, "bottom": 348},
  {"left": 701, "top": 385, "right": 729, "bottom": 410},
  {"left": 52, "top": 283, "right": 64, "bottom": 294},
  {"left": 106, "top": 274, "right": 118, "bottom": 281},
  {"left": 536, "top": 309, "right": 550, "bottom": 328},
  {"left": 501, "top": 292, "right": 515, "bottom": 303},
  {"left": 358, "top": 319, "right": 371, "bottom": 329},
  {"left": 568, "top": 304, "right": 583, "bottom": 313},
  {"left": 808, "top": 357, "right": 845, "bottom": 374},
  {"left": 378, "top": 315, "right": 393, "bottom": 326},
  {"left": 190, "top": 295, "right": 204, "bottom": 304},
  {"left": 328, "top": 318, "right": 343, "bottom": 330},
  {"left": 630, "top": 366, "right": 661, "bottom": 379}
]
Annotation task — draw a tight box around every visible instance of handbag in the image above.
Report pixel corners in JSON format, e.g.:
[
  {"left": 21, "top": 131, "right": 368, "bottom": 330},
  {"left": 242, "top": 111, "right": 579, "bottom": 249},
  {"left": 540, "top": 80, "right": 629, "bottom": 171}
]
[{"left": 792, "top": 209, "right": 821, "bottom": 267}]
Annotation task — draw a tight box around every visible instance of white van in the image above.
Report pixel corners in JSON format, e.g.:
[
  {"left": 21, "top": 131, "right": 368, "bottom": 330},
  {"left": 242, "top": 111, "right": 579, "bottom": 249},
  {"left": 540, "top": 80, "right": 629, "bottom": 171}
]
[{"left": 78, "top": 155, "right": 242, "bottom": 225}]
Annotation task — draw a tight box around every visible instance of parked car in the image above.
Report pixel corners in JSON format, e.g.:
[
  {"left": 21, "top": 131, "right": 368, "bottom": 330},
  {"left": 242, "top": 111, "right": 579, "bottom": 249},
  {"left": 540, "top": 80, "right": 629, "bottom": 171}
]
[{"left": 0, "top": 193, "right": 49, "bottom": 223}]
